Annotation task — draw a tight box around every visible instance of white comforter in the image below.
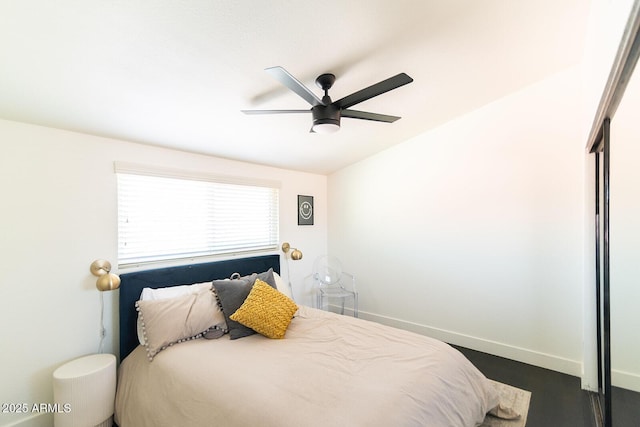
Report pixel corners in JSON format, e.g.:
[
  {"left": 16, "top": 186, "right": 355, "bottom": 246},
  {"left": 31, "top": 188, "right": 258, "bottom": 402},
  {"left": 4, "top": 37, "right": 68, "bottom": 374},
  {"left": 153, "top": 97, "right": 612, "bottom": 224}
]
[{"left": 115, "top": 306, "right": 498, "bottom": 427}]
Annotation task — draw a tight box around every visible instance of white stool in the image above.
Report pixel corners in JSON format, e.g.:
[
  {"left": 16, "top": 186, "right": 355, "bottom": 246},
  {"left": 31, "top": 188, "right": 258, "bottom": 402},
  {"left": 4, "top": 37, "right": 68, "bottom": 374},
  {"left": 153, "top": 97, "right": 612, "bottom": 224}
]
[{"left": 53, "top": 353, "right": 116, "bottom": 427}]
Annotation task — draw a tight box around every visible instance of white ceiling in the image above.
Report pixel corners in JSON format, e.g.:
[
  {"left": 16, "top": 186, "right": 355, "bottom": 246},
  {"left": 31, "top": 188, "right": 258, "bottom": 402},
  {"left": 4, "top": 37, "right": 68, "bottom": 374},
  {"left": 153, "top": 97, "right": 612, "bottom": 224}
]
[{"left": 0, "top": 0, "right": 589, "bottom": 174}]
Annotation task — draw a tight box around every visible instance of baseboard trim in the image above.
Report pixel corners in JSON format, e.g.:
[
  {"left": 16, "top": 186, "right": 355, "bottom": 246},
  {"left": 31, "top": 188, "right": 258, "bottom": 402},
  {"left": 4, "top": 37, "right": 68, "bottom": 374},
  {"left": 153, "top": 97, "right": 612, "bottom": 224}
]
[
  {"left": 327, "top": 305, "right": 640, "bottom": 392},
  {"left": 612, "top": 368, "right": 640, "bottom": 393},
  {"left": 356, "top": 309, "right": 583, "bottom": 378}
]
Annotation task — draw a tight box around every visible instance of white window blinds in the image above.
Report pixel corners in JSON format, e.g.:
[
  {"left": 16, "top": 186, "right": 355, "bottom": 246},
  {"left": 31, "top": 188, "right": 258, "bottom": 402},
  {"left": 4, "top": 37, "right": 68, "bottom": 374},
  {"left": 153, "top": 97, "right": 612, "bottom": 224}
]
[{"left": 115, "top": 163, "right": 279, "bottom": 266}]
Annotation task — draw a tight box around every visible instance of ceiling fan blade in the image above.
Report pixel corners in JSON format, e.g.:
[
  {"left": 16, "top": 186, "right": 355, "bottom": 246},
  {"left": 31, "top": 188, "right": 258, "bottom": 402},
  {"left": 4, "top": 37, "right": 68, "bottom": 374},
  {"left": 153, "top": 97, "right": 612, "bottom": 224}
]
[
  {"left": 341, "top": 109, "right": 401, "bottom": 123},
  {"left": 241, "top": 109, "right": 311, "bottom": 115},
  {"left": 265, "top": 66, "right": 324, "bottom": 107},
  {"left": 335, "top": 73, "right": 413, "bottom": 109}
]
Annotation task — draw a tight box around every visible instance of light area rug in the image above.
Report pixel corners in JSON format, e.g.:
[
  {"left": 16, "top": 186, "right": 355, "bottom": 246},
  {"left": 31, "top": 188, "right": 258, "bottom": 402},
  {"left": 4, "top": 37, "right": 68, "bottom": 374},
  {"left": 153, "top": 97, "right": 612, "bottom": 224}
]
[{"left": 480, "top": 380, "right": 531, "bottom": 427}]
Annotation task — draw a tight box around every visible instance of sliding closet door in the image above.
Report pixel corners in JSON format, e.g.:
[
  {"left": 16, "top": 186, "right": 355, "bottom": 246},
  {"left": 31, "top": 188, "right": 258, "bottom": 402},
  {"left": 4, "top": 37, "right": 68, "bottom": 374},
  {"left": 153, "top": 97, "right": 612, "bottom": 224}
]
[
  {"left": 586, "top": 3, "right": 640, "bottom": 426},
  {"left": 591, "top": 58, "right": 640, "bottom": 427},
  {"left": 608, "top": 61, "right": 640, "bottom": 397},
  {"left": 593, "top": 121, "right": 611, "bottom": 427}
]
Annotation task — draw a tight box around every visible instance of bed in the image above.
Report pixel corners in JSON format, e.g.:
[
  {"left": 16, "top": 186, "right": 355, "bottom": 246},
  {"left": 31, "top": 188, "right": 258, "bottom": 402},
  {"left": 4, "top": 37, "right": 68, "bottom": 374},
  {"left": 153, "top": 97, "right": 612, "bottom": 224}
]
[{"left": 115, "top": 255, "right": 502, "bottom": 427}]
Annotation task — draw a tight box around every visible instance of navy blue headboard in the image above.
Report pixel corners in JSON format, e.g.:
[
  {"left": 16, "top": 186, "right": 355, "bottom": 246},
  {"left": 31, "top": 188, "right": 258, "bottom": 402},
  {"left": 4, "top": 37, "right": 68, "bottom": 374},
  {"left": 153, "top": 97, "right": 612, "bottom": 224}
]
[{"left": 118, "top": 254, "right": 280, "bottom": 360}]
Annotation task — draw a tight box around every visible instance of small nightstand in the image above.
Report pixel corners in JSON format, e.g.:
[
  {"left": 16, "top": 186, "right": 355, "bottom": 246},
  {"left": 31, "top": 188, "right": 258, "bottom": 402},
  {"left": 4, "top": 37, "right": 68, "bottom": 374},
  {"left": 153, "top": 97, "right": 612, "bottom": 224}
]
[{"left": 53, "top": 353, "right": 116, "bottom": 427}]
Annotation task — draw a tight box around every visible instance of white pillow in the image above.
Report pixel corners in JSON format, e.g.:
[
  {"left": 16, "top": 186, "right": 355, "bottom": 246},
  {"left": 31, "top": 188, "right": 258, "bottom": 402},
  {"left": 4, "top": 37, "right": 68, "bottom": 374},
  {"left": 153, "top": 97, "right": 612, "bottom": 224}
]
[
  {"left": 273, "top": 272, "right": 293, "bottom": 299},
  {"left": 140, "top": 281, "right": 212, "bottom": 301},
  {"left": 136, "top": 281, "right": 216, "bottom": 345}
]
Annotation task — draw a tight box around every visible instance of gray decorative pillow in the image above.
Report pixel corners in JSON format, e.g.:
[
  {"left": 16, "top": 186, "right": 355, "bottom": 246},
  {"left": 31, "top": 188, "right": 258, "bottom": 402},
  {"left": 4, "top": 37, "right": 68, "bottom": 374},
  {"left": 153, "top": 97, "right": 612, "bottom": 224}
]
[
  {"left": 231, "top": 268, "right": 277, "bottom": 289},
  {"left": 212, "top": 278, "right": 257, "bottom": 340},
  {"left": 203, "top": 327, "right": 225, "bottom": 340}
]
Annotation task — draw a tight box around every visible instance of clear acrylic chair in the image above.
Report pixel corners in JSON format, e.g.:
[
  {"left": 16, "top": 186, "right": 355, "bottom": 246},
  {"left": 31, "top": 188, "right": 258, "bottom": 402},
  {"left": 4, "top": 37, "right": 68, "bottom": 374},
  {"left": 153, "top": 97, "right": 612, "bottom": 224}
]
[{"left": 311, "top": 255, "right": 358, "bottom": 317}]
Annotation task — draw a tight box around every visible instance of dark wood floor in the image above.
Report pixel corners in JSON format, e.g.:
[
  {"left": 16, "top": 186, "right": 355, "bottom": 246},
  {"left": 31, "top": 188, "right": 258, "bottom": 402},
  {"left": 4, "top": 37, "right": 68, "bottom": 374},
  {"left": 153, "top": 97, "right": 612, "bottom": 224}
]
[{"left": 454, "top": 346, "right": 640, "bottom": 427}]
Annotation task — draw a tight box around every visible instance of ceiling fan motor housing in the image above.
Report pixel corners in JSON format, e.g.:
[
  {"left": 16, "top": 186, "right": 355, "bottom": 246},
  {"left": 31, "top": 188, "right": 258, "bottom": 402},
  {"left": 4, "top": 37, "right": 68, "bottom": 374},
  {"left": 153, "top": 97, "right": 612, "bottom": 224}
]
[{"left": 312, "top": 102, "right": 340, "bottom": 127}]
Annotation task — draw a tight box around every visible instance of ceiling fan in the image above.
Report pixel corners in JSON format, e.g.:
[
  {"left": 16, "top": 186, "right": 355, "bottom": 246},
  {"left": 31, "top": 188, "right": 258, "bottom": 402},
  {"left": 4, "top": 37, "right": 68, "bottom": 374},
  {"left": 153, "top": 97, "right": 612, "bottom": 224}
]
[{"left": 242, "top": 66, "right": 413, "bottom": 134}]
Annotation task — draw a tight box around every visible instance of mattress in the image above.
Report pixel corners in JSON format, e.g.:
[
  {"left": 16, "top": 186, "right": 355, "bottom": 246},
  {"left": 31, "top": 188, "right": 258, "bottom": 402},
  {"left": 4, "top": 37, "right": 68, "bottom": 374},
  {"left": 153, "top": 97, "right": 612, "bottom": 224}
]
[{"left": 115, "top": 305, "right": 498, "bottom": 427}]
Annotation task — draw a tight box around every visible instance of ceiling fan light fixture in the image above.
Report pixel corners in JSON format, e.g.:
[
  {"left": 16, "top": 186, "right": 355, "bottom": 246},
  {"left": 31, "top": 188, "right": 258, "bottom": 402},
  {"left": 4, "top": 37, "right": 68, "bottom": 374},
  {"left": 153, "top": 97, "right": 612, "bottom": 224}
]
[
  {"left": 311, "top": 104, "right": 340, "bottom": 134},
  {"left": 312, "top": 120, "right": 340, "bottom": 134}
]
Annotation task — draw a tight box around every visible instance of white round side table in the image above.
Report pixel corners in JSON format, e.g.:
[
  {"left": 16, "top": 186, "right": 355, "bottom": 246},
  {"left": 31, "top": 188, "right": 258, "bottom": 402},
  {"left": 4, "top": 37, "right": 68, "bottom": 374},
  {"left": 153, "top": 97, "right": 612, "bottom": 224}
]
[{"left": 53, "top": 353, "right": 116, "bottom": 427}]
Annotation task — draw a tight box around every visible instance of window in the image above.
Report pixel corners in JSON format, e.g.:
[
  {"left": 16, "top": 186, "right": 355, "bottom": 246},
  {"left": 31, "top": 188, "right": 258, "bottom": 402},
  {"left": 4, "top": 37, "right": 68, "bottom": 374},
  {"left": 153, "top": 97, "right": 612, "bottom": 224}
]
[{"left": 115, "top": 162, "right": 279, "bottom": 266}]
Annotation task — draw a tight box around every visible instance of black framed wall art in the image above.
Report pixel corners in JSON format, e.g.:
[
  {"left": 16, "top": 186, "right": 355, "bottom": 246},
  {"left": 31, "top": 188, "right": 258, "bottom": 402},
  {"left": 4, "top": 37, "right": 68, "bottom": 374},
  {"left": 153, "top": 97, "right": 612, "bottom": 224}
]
[{"left": 297, "top": 195, "right": 314, "bottom": 225}]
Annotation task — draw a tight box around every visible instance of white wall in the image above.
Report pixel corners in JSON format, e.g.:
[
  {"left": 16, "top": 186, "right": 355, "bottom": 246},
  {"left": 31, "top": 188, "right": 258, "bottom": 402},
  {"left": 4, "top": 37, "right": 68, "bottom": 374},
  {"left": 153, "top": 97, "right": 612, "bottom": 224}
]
[
  {"left": 0, "top": 119, "right": 327, "bottom": 427},
  {"left": 328, "top": 67, "right": 586, "bottom": 377}
]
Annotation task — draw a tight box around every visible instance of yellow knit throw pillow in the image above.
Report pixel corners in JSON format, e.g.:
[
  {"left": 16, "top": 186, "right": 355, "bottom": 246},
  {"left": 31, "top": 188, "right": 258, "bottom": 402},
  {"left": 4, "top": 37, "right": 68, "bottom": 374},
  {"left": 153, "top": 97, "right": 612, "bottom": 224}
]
[{"left": 230, "top": 279, "right": 298, "bottom": 339}]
